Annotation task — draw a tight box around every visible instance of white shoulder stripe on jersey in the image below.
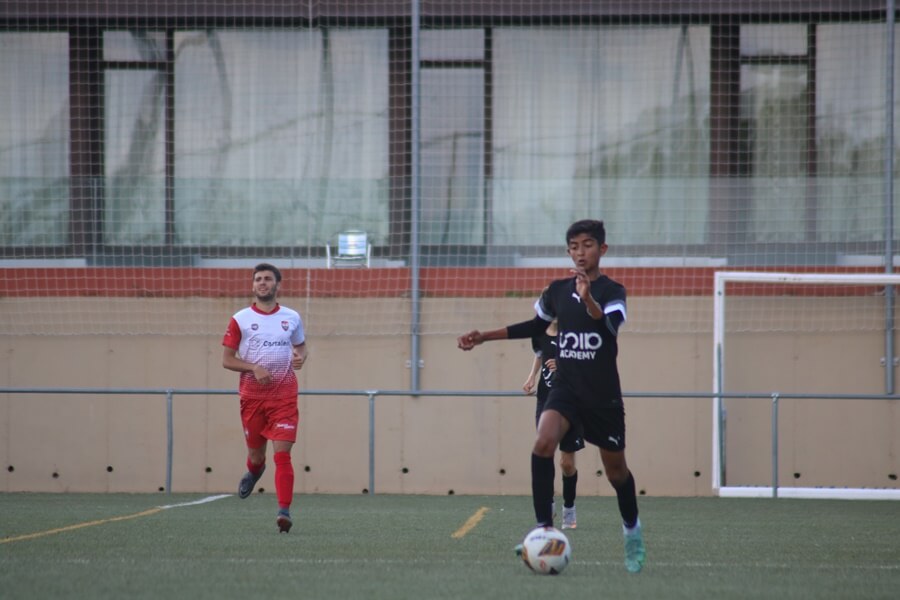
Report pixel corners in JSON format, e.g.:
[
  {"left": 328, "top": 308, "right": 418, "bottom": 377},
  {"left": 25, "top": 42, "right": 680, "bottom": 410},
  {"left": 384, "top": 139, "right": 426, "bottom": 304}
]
[
  {"left": 604, "top": 301, "right": 627, "bottom": 321},
  {"left": 534, "top": 299, "right": 554, "bottom": 322}
]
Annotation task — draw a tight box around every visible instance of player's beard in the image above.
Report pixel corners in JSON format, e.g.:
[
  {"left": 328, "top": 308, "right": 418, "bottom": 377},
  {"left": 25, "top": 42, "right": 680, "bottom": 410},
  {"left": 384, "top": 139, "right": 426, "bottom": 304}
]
[{"left": 255, "top": 284, "right": 278, "bottom": 303}]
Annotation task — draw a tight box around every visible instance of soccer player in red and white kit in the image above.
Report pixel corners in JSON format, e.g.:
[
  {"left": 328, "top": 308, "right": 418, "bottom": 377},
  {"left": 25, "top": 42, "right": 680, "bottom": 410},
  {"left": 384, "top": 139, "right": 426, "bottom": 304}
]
[{"left": 222, "top": 263, "right": 308, "bottom": 533}]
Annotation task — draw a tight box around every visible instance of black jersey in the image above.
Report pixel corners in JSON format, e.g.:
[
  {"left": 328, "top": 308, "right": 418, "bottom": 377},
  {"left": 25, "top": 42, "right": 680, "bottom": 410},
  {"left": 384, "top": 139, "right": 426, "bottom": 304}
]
[
  {"left": 534, "top": 275, "right": 626, "bottom": 405},
  {"left": 530, "top": 331, "right": 557, "bottom": 404}
]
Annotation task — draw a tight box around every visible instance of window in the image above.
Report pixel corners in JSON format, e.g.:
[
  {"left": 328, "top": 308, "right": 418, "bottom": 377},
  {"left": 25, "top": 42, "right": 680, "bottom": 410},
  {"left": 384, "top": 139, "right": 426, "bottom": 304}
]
[
  {"left": 420, "top": 29, "right": 486, "bottom": 251},
  {"left": 739, "top": 25, "right": 812, "bottom": 247},
  {"left": 491, "top": 26, "right": 710, "bottom": 249},
  {"left": 818, "top": 23, "right": 897, "bottom": 248},
  {"left": 0, "top": 33, "right": 70, "bottom": 247},
  {"left": 103, "top": 31, "right": 168, "bottom": 246},
  {"left": 174, "top": 29, "right": 389, "bottom": 248}
]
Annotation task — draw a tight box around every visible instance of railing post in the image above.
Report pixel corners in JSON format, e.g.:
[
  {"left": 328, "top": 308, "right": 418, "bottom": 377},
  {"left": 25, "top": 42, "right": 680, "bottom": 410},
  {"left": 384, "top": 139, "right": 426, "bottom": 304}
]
[
  {"left": 166, "top": 389, "right": 174, "bottom": 494},
  {"left": 367, "top": 391, "right": 377, "bottom": 495},
  {"left": 771, "top": 392, "right": 779, "bottom": 499}
]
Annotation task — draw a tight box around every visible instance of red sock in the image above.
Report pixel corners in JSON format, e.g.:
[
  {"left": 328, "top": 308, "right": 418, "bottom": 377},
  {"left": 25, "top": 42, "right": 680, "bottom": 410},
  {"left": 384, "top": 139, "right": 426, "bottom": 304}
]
[
  {"left": 274, "top": 451, "right": 294, "bottom": 510},
  {"left": 247, "top": 457, "right": 265, "bottom": 476}
]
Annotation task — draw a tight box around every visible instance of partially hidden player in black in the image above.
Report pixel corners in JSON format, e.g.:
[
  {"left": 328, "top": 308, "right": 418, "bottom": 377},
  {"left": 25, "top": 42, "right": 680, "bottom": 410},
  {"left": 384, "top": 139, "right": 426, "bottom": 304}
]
[
  {"left": 522, "top": 318, "right": 584, "bottom": 530},
  {"left": 457, "top": 219, "right": 646, "bottom": 573}
]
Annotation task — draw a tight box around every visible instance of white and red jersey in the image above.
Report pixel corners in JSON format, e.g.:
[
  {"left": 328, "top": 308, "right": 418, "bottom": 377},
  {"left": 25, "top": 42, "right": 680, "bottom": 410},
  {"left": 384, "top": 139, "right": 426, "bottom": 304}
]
[{"left": 222, "top": 303, "right": 305, "bottom": 401}]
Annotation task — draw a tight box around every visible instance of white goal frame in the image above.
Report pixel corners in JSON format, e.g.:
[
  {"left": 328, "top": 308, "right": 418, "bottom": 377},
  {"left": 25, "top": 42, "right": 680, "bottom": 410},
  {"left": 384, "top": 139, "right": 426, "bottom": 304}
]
[{"left": 713, "top": 271, "right": 900, "bottom": 500}]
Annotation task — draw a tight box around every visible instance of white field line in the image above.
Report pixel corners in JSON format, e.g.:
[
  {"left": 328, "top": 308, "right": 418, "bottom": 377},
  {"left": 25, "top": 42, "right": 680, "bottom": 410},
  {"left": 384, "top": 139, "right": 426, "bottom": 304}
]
[{"left": 158, "top": 494, "right": 232, "bottom": 509}]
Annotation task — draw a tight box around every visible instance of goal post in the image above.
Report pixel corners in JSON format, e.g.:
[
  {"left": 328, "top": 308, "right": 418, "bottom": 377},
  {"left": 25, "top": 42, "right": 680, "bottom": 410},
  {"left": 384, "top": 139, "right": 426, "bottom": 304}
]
[{"left": 713, "top": 271, "right": 900, "bottom": 500}]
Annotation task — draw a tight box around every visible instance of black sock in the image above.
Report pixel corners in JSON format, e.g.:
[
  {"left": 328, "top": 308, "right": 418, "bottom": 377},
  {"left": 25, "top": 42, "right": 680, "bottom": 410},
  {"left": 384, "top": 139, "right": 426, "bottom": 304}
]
[
  {"left": 531, "top": 453, "right": 555, "bottom": 526},
  {"left": 612, "top": 471, "right": 639, "bottom": 528},
  {"left": 562, "top": 471, "right": 578, "bottom": 508}
]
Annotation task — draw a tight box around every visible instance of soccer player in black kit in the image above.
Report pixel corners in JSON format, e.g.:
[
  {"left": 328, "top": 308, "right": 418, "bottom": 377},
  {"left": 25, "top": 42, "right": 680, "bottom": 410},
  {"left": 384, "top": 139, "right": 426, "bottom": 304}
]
[{"left": 457, "top": 219, "right": 646, "bottom": 573}]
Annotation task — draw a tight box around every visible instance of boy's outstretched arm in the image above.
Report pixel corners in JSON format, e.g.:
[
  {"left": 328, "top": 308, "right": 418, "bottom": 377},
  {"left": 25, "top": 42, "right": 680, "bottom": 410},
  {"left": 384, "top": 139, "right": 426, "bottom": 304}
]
[
  {"left": 457, "top": 316, "right": 549, "bottom": 350},
  {"left": 457, "top": 328, "right": 507, "bottom": 350}
]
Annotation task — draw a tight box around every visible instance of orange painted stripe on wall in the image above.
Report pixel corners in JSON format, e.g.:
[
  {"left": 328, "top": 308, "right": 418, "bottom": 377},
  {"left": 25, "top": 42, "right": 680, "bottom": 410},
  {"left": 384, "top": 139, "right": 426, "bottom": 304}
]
[{"left": 0, "top": 266, "right": 887, "bottom": 298}]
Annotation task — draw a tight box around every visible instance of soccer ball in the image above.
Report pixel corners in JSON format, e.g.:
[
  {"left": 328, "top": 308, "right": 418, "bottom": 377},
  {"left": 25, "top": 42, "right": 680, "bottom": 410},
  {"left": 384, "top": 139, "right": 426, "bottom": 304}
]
[{"left": 520, "top": 526, "right": 572, "bottom": 575}]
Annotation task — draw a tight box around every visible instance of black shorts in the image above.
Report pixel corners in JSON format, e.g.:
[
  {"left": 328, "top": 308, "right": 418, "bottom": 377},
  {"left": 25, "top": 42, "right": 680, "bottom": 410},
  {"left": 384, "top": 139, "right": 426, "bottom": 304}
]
[
  {"left": 536, "top": 395, "right": 586, "bottom": 454},
  {"left": 543, "top": 383, "right": 625, "bottom": 452}
]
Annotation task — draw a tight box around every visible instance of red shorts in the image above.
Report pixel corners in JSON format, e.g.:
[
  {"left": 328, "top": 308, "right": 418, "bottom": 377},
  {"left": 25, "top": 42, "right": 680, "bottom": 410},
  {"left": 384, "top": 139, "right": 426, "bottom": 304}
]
[{"left": 240, "top": 396, "right": 299, "bottom": 448}]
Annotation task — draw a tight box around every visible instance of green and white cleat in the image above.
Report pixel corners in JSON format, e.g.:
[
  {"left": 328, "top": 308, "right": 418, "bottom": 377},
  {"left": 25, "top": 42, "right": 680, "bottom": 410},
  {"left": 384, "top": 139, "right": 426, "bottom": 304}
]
[{"left": 623, "top": 520, "right": 646, "bottom": 573}]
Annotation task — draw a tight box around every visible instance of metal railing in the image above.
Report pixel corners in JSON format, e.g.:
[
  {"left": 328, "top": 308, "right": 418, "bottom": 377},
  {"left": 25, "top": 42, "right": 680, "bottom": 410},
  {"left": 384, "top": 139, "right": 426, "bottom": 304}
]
[{"left": 0, "top": 388, "right": 897, "bottom": 497}]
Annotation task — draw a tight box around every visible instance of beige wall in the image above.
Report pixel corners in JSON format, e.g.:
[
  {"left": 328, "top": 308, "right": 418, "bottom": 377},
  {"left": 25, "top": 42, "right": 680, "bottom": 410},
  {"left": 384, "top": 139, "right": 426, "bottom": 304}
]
[{"left": 1, "top": 297, "right": 897, "bottom": 495}]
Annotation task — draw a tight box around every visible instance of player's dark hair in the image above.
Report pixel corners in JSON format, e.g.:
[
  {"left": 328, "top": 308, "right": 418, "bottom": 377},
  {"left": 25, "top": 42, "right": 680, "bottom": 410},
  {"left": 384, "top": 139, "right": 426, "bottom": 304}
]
[
  {"left": 566, "top": 219, "right": 606, "bottom": 246},
  {"left": 253, "top": 262, "right": 282, "bottom": 282}
]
